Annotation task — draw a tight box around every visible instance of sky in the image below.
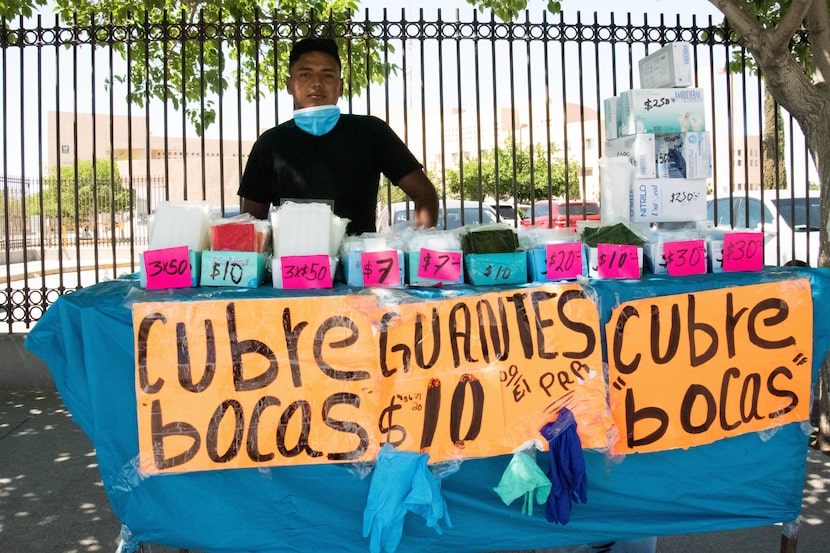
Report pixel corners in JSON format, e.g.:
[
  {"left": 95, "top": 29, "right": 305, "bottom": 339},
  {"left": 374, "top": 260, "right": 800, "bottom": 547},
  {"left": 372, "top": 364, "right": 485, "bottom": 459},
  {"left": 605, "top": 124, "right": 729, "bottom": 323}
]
[
  {"left": 359, "top": 0, "right": 724, "bottom": 21},
  {"left": 0, "top": 0, "right": 738, "bottom": 177}
]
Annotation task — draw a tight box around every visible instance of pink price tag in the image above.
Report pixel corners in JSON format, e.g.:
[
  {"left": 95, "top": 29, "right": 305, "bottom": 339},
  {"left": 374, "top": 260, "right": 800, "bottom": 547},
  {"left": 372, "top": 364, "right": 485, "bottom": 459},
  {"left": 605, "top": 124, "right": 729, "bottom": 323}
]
[
  {"left": 663, "top": 239, "right": 707, "bottom": 276},
  {"left": 545, "top": 242, "right": 583, "bottom": 280},
  {"left": 722, "top": 232, "right": 764, "bottom": 272},
  {"left": 281, "top": 254, "right": 333, "bottom": 289},
  {"left": 597, "top": 243, "right": 640, "bottom": 278},
  {"left": 360, "top": 250, "right": 401, "bottom": 286},
  {"left": 143, "top": 246, "right": 192, "bottom": 289},
  {"left": 417, "top": 248, "right": 462, "bottom": 281}
]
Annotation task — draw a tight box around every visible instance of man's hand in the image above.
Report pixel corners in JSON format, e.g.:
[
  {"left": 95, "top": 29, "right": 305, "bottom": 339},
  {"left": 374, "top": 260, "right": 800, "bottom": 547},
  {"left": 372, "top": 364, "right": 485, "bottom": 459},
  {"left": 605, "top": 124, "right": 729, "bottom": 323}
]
[{"left": 397, "top": 170, "right": 439, "bottom": 229}]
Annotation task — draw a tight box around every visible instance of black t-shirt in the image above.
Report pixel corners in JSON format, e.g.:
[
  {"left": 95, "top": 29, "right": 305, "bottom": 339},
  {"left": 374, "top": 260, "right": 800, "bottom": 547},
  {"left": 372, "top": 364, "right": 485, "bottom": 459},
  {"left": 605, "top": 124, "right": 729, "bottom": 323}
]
[{"left": 237, "top": 114, "right": 423, "bottom": 234}]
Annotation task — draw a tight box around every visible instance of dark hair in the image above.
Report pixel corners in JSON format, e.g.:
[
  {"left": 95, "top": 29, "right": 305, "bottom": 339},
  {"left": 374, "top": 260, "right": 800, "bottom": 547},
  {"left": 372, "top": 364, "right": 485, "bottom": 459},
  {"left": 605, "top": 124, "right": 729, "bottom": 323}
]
[{"left": 289, "top": 38, "right": 341, "bottom": 70}]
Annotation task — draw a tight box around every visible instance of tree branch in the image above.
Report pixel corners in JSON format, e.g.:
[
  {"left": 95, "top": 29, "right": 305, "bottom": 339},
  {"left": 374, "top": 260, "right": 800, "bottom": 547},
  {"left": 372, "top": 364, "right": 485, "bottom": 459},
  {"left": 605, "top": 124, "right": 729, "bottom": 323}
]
[
  {"left": 807, "top": 0, "right": 830, "bottom": 85},
  {"left": 769, "top": 0, "right": 812, "bottom": 51},
  {"left": 708, "top": 0, "right": 765, "bottom": 51}
]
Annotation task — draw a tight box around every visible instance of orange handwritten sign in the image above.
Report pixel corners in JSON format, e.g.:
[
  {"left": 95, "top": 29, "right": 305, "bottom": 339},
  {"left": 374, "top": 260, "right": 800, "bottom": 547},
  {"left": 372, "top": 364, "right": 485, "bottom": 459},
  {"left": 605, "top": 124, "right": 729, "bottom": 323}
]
[
  {"left": 605, "top": 279, "right": 812, "bottom": 455},
  {"left": 132, "top": 283, "right": 609, "bottom": 474},
  {"left": 375, "top": 285, "right": 609, "bottom": 462}
]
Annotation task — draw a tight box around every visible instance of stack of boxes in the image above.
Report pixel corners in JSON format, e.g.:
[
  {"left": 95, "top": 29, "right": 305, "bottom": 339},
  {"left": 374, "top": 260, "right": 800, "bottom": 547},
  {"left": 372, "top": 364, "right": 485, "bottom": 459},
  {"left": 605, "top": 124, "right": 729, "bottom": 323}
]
[
  {"left": 602, "top": 42, "right": 713, "bottom": 273},
  {"left": 604, "top": 42, "right": 711, "bottom": 226}
]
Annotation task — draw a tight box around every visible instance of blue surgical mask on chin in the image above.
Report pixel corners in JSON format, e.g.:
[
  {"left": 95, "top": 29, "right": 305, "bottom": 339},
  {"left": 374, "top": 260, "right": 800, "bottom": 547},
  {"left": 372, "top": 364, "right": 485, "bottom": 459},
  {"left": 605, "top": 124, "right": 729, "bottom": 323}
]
[{"left": 293, "top": 105, "right": 341, "bottom": 136}]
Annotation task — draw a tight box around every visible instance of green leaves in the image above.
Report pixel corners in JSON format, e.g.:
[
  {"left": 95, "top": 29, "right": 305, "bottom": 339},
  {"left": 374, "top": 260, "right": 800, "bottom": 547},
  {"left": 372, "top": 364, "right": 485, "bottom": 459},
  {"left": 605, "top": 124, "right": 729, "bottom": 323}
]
[
  {"left": 10, "top": 1, "right": 394, "bottom": 136},
  {"left": 444, "top": 136, "right": 580, "bottom": 203},
  {"left": 1, "top": 0, "right": 48, "bottom": 21}
]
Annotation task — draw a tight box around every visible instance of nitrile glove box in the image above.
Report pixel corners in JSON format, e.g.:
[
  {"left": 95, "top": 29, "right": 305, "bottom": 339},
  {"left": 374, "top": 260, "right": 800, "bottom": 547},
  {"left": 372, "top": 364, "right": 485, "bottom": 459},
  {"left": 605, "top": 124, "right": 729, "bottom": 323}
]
[
  {"left": 139, "top": 250, "right": 201, "bottom": 288},
  {"left": 629, "top": 178, "right": 708, "bottom": 222},
  {"left": 618, "top": 88, "right": 705, "bottom": 136},
  {"left": 200, "top": 251, "right": 267, "bottom": 288},
  {"left": 587, "top": 246, "right": 644, "bottom": 278},
  {"left": 342, "top": 250, "right": 406, "bottom": 288},
  {"left": 605, "top": 132, "right": 711, "bottom": 179},
  {"left": 527, "top": 244, "right": 587, "bottom": 281},
  {"left": 405, "top": 251, "right": 464, "bottom": 286},
  {"left": 655, "top": 132, "right": 711, "bottom": 178},
  {"left": 464, "top": 252, "right": 528, "bottom": 286},
  {"left": 603, "top": 96, "right": 619, "bottom": 139},
  {"left": 708, "top": 237, "right": 725, "bottom": 273},
  {"left": 604, "top": 134, "right": 657, "bottom": 178},
  {"left": 644, "top": 242, "right": 668, "bottom": 274},
  {"left": 638, "top": 42, "right": 694, "bottom": 88}
]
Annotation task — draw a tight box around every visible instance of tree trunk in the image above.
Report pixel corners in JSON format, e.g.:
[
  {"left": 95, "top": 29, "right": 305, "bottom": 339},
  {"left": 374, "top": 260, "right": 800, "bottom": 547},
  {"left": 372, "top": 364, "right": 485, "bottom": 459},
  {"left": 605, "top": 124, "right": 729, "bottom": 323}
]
[
  {"left": 762, "top": 88, "right": 787, "bottom": 190},
  {"left": 801, "top": 95, "right": 830, "bottom": 449}
]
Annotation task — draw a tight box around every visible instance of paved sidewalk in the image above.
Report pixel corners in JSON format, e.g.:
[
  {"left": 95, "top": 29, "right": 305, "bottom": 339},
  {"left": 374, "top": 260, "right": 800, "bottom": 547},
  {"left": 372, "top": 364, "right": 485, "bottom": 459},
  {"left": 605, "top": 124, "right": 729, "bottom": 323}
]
[{"left": 2, "top": 388, "right": 830, "bottom": 553}]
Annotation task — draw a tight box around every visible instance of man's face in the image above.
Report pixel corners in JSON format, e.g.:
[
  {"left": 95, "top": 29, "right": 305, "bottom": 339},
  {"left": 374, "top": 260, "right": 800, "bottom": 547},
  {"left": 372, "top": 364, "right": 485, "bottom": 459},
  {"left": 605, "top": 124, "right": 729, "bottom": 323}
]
[{"left": 286, "top": 51, "right": 344, "bottom": 109}]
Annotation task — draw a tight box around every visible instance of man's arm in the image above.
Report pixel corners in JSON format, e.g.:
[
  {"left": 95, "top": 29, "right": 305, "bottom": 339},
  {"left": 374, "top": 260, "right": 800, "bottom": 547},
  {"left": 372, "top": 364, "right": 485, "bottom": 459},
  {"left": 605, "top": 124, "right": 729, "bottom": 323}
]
[
  {"left": 240, "top": 197, "right": 271, "bottom": 220},
  {"left": 396, "top": 170, "right": 439, "bottom": 229}
]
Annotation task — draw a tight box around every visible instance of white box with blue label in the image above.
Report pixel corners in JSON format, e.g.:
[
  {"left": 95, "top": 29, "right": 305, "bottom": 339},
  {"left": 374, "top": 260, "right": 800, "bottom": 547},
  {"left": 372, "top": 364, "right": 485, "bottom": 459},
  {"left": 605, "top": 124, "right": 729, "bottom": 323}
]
[
  {"left": 618, "top": 88, "right": 705, "bottom": 136},
  {"left": 629, "top": 177, "right": 708, "bottom": 223},
  {"left": 464, "top": 252, "right": 528, "bottom": 286},
  {"left": 342, "top": 250, "right": 406, "bottom": 288},
  {"left": 200, "top": 251, "right": 268, "bottom": 288},
  {"left": 271, "top": 256, "right": 339, "bottom": 289},
  {"left": 586, "top": 246, "right": 644, "bottom": 278},
  {"left": 638, "top": 42, "right": 694, "bottom": 89},
  {"left": 139, "top": 250, "right": 201, "bottom": 288},
  {"left": 527, "top": 243, "right": 587, "bottom": 281},
  {"left": 605, "top": 132, "right": 711, "bottom": 179},
  {"left": 603, "top": 96, "right": 619, "bottom": 139},
  {"left": 405, "top": 250, "right": 465, "bottom": 286},
  {"left": 605, "top": 134, "right": 657, "bottom": 178}
]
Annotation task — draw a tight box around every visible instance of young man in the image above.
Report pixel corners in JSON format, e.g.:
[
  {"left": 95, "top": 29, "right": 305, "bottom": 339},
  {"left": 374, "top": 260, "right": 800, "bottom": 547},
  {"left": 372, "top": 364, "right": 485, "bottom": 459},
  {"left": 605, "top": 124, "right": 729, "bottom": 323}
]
[{"left": 238, "top": 37, "right": 439, "bottom": 235}]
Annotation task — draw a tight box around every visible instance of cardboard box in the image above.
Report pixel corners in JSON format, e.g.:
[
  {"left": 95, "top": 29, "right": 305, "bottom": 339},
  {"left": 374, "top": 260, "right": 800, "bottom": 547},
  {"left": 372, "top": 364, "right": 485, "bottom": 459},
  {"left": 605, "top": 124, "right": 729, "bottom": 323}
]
[
  {"left": 405, "top": 250, "right": 465, "bottom": 287},
  {"left": 618, "top": 88, "right": 705, "bottom": 136},
  {"left": 200, "top": 251, "right": 268, "bottom": 288},
  {"left": 629, "top": 178, "right": 708, "bottom": 223},
  {"left": 603, "top": 96, "right": 619, "bottom": 139},
  {"left": 464, "top": 252, "right": 528, "bottom": 286},
  {"left": 342, "top": 250, "right": 406, "bottom": 288},
  {"left": 638, "top": 42, "right": 694, "bottom": 89},
  {"left": 605, "top": 132, "right": 711, "bottom": 179},
  {"left": 139, "top": 250, "right": 201, "bottom": 288}
]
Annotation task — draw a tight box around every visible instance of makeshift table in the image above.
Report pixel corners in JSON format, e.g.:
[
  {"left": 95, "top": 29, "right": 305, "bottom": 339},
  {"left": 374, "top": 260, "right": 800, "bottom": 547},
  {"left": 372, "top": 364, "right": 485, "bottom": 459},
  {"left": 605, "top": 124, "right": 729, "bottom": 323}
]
[{"left": 24, "top": 266, "right": 830, "bottom": 553}]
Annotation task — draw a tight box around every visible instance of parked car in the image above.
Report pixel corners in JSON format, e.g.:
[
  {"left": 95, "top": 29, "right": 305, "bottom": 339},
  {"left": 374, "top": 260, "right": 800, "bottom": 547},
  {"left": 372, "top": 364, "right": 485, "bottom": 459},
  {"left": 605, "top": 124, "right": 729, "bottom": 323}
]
[
  {"left": 520, "top": 200, "right": 601, "bottom": 229},
  {"left": 706, "top": 191, "right": 820, "bottom": 267},
  {"left": 377, "top": 199, "right": 500, "bottom": 233},
  {"left": 489, "top": 203, "right": 529, "bottom": 227}
]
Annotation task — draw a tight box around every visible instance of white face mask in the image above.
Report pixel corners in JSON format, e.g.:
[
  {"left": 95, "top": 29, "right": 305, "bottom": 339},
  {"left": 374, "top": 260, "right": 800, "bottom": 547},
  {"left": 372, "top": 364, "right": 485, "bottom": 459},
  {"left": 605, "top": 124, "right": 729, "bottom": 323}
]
[{"left": 293, "top": 105, "right": 341, "bottom": 136}]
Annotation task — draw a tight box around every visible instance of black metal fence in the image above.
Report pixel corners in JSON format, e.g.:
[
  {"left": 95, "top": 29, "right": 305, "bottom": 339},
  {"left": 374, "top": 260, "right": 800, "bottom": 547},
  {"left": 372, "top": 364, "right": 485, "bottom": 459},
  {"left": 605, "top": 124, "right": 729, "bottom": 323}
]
[{"left": 0, "top": 8, "right": 819, "bottom": 332}]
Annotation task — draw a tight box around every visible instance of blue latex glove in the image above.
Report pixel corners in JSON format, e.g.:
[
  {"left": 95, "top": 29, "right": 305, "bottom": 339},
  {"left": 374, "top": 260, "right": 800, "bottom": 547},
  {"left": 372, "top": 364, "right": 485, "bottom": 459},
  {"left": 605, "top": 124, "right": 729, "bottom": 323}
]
[
  {"left": 116, "top": 524, "right": 140, "bottom": 553},
  {"left": 404, "top": 455, "right": 454, "bottom": 534},
  {"left": 540, "top": 407, "right": 587, "bottom": 524},
  {"left": 493, "top": 449, "right": 551, "bottom": 516},
  {"left": 362, "top": 443, "right": 427, "bottom": 553}
]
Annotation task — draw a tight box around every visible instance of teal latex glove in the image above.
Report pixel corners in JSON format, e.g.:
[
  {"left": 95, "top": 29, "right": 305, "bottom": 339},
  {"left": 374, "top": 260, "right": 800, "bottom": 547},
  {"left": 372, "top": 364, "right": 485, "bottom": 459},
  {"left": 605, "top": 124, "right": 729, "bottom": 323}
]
[
  {"left": 541, "top": 407, "right": 587, "bottom": 525},
  {"left": 363, "top": 443, "right": 425, "bottom": 553},
  {"left": 404, "top": 455, "right": 454, "bottom": 534},
  {"left": 493, "top": 449, "right": 552, "bottom": 516}
]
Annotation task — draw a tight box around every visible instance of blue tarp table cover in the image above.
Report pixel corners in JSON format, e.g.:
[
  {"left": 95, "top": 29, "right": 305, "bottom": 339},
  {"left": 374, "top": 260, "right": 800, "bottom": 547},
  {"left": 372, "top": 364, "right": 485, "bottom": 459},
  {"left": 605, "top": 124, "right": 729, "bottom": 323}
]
[{"left": 25, "top": 267, "right": 830, "bottom": 553}]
